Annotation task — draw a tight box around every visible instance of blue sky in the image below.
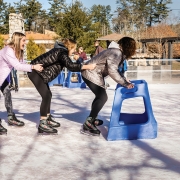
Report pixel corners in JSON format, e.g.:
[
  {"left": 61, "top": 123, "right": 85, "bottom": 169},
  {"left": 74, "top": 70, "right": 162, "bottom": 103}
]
[
  {"left": 4, "top": 0, "right": 180, "bottom": 15},
  {"left": 4, "top": 0, "right": 180, "bottom": 12},
  {"left": 4, "top": 0, "right": 117, "bottom": 12}
]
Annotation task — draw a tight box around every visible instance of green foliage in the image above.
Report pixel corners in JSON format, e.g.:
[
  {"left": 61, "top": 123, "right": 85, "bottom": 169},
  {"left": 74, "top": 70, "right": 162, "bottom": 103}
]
[
  {"left": 77, "top": 22, "right": 107, "bottom": 54},
  {"left": 0, "top": 0, "right": 113, "bottom": 53},
  {"left": 114, "top": 0, "right": 172, "bottom": 32},
  {"left": 9, "top": 0, "right": 178, "bottom": 54},
  {"left": 14, "top": 0, "right": 44, "bottom": 31},
  {"left": 56, "top": 1, "right": 90, "bottom": 40},
  {"left": 90, "top": 4, "right": 112, "bottom": 26},
  {"left": 54, "top": 0, "right": 111, "bottom": 53},
  {"left": 0, "top": 35, "right": 4, "bottom": 49},
  {"left": 38, "top": 44, "right": 46, "bottom": 55},
  {"left": 48, "top": 0, "right": 66, "bottom": 31},
  {"left": 0, "top": 1, "right": 16, "bottom": 34},
  {"left": 26, "top": 38, "right": 41, "bottom": 60}
]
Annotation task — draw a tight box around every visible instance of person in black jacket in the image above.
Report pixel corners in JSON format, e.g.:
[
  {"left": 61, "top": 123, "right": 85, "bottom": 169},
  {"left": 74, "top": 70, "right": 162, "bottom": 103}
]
[{"left": 28, "top": 38, "right": 96, "bottom": 134}]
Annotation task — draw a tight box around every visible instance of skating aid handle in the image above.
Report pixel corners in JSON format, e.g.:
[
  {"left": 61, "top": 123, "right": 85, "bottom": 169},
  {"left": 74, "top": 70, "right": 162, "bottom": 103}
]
[{"left": 121, "top": 85, "right": 137, "bottom": 94}]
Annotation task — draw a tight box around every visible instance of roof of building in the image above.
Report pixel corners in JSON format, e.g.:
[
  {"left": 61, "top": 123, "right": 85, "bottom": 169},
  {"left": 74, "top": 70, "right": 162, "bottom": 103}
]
[
  {"left": 138, "top": 25, "right": 180, "bottom": 43},
  {"left": 97, "top": 33, "right": 124, "bottom": 41},
  {"left": 1, "top": 31, "right": 59, "bottom": 40}
]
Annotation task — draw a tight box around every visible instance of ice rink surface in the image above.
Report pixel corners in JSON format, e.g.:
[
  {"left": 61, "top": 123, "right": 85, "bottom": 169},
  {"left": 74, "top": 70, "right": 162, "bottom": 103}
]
[{"left": 0, "top": 82, "right": 180, "bottom": 180}]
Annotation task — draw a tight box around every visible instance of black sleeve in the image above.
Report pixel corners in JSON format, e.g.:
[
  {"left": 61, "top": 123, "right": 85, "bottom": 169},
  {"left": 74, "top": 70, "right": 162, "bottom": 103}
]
[{"left": 59, "top": 51, "right": 82, "bottom": 72}]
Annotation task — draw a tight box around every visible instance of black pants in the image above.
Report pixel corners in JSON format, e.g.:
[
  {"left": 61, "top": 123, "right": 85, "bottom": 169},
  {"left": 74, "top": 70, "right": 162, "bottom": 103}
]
[
  {"left": 1, "top": 79, "right": 13, "bottom": 115},
  {"left": 82, "top": 77, "right": 108, "bottom": 118},
  {"left": 28, "top": 70, "right": 52, "bottom": 116}
]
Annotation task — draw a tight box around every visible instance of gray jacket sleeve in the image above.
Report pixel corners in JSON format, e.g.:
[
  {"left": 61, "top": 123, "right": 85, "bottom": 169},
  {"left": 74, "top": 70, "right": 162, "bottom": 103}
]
[{"left": 106, "top": 49, "right": 130, "bottom": 87}]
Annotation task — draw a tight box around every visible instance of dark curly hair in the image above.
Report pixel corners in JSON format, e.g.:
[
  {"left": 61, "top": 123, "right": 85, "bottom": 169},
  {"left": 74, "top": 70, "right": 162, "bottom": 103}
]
[{"left": 117, "top": 37, "right": 136, "bottom": 59}]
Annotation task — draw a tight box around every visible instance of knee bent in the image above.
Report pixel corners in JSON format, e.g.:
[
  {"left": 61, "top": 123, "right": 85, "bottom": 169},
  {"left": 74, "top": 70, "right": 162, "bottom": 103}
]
[
  {"left": 41, "top": 92, "right": 52, "bottom": 101},
  {"left": 101, "top": 94, "right": 108, "bottom": 104}
]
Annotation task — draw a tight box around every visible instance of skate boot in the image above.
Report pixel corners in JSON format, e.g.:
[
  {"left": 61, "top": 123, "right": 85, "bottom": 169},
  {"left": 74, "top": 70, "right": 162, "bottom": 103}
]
[
  {"left": 8, "top": 113, "right": 25, "bottom": 126},
  {"left": 94, "top": 117, "right": 103, "bottom": 126},
  {"left": 14, "top": 85, "right": 18, "bottom": 92},
  {"left": 82, "top": 117, "right": 100, "bottom": 136},
  {"left": 9, "top": 84, "right": 15, "bottom": 91},
  {"left": 47, "top": 114, "right": 60, "bottom": 128},
  {"left": 0, "top": 119, "right": 7, "bottom": 134},
  {"left": 38, "top": 119, "right": 58, "bottom": 134}
]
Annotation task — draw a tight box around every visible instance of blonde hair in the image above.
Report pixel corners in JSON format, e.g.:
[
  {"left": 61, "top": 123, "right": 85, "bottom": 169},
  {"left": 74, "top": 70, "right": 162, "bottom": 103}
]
[
  {"left": 62, "top": 38, "right": 77, "bottom": 51},
  {"left": 8, "top": 32, "right": 26, "bottom": 60}
]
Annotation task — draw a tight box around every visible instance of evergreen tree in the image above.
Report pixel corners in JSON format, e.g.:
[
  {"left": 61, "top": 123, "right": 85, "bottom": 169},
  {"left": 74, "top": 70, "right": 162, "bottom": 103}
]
[
  {"left": 48, "top": 0, "right": 66, "bottom": 31},
  {"left": 147, "top": 0, "right": 172, "bottom": 26},
  {"left": 13, "top": 0, "right": 23, "bottom": 14},
  {"left": 56, "top": 0, "right": 91, "bottom": 41},
  {"left": 113, "top": 0, "right": 172, "bottom": 33},
  {"left": 14, "top": 0, "right": 44, "bottom": 31},
  {"left": 90, "top": 5, "right": 112, "bottom": 25},
  {"left": 0, "top": 0, "right": 8, "bottom": 34},
  {"left": 38, "top": 44, "right": 46, "bottom": 55},
  {"left": 33, "top": 10, "right": 49, "bottom": 33},
  {"left": 0, "top": 34, "right": 4, "bottom": 49},
  {"left": 89, "top": 4, "right": 112, "bottom": 36},
  {"left": 0, "top": 0, "right": 15, "bottom": 34},
  {"left": 54, "top": 1, "right": 110, "bottom": 53},
  {"left": 26, "top": 38, "right": 40, "bottom": 60}
]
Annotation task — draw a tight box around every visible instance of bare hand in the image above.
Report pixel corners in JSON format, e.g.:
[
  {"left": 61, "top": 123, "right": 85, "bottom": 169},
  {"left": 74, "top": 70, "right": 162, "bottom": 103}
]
[
  {"left": 33, "top": 64, "right": 44, "bottom": 72},
  {"left": 82, "top": 63, "right": 96, "bottom": 70},
  {"left": 73, "top": 54, "right": 79, "bottom": 60},
  {"left": 126, "top": 79, "right": 131, "bottom": 83},
  {"left": 88, "top": 63, "right": 96, "bottom": 70},
  {"left": 127, "top": 83, "right": 134, "bottom": 89}
]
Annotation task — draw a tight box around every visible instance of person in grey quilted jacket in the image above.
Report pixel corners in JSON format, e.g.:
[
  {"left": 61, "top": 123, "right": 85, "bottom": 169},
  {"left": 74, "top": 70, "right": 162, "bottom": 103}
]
[{"left": 81, "top": 37, "right": 136, "bottom": 136}]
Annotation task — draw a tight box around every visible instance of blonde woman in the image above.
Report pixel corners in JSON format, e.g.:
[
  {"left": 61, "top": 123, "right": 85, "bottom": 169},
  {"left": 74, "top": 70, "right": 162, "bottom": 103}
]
[
  {"left": 28, "top": 39, "right": 96, "bottom": 134},
  {"left": 0, "top": 32, "right": 43, "bottom": 134}
]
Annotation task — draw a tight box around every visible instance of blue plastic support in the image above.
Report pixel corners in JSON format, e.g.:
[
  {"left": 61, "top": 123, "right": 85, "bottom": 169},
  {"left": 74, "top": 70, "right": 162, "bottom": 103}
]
[
  {"left": 48, "top": 76, "right": 59, "bottom": 87},
  {"left": 48, "top": 71, "right": 65, "bottom": 87},
  {"left": 65, "top": 71, "right": 86, "bottom": 88},
  {"left": 59, "top": 71, "right": 65, "bottom": 86},
  {"left": 107, "top": 79, "right": 157, "bottom": 141}
]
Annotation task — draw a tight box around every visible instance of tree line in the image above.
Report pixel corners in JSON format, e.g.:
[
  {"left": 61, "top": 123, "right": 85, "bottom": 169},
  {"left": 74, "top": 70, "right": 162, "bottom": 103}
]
[{"left": 0, "top": 0, "right": 174, "bottom": 54}]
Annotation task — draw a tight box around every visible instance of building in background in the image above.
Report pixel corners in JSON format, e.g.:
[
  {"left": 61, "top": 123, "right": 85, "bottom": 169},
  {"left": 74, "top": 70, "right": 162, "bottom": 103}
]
[{"left": 2, "top": 30, "right": 59, "bottom": 52}]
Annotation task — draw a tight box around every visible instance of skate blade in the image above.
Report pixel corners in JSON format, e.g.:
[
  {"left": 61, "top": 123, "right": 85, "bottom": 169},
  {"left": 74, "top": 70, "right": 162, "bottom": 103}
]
[
  {"left": 80, "top": 129, "right": 100, "bottom": 136},
  {"left": 8, "top": 123, "right": 25, "bottom": 127},
  {"left": 37, "top": 131, "right": 58, "bottom": 136},
  {"left": 0, "top": 132, "right": 7, "bottom": 135},
  {"left": 37, "top": 133, "right": 58, "bottom": 136}
]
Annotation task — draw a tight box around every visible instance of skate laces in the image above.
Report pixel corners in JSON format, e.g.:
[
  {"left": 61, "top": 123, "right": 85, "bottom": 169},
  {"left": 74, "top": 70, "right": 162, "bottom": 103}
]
[
  {"left": 40, "top": 120, "right": 52, "bottom": 130},
  {"left": 8, "top": 114, "right": 21, "bottom": 123},
  {"left": 48, "top": 114, "right": 55, "bottom": 121},
  {"left": 85, "top": 120, "right": 97, "bottom": 130}
]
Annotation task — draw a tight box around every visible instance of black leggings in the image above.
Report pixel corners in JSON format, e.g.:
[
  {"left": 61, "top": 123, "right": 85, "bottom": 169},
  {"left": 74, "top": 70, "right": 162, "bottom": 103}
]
[
  {"left": 82, "top": 77, "right": 108, "bottom": 118},
  {"left": 28, "top": 70, "right": 52, "bottom": 116}
]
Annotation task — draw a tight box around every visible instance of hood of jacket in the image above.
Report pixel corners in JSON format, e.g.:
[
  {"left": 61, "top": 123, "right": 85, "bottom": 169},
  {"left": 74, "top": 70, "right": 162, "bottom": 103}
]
[
  {"left": 108, "top": 41, "right": 120, "bottom": 49},
  {"left": 108, "top": 41, "right": 126, "bottom": 61},
  {"left": 54, "top": 41, "right": 68, "bottom": 51}
]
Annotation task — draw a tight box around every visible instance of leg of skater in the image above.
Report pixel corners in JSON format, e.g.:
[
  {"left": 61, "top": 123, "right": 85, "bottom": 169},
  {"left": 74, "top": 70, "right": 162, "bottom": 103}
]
[
  {"left": 45, "top": 86, "right": 60, "bottom": 128},
  {"left": 91, "top": 98, "right": 104, "bottom": 126},
  {"left": 1, "top": 79, "right": 24, "bottom": 127},
  {"left": 13, "top": 69, "right": 18, "bottom": 92},
  {"left": 9, "top": 70, "right": 15, "bottom": 91},
  {"left": 0, "top": 118, "right": 7, "bottom": 134},
  {"left": 82, "top": 77, "right": 108, "bottom": 136},
  {"left": 28, "top": 70, "right": 59, "bottom": 133}
]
